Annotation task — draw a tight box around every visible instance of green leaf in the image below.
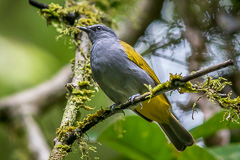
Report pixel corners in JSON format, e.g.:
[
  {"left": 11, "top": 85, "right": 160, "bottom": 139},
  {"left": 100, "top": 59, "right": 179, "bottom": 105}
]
[
  {"left": 178, "top": 145, "right": 216, "bottom": 160},
  {"left": 98, "top": 115, "right": 218, "bottom": 160},
  {"left": 208, "top": 144, "right": 240, "bottom": 160},
  {"left": 190, "top": 111, "right": 240, "bottom": 139},
  {"left": 98, "top": 116, "right": 176, "bottom": 160}
]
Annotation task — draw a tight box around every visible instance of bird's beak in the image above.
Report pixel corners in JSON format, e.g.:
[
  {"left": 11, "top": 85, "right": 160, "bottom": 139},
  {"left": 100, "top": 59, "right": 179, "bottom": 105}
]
[{"left": 77, "top": 26, "right": 90, "bottom": 33}]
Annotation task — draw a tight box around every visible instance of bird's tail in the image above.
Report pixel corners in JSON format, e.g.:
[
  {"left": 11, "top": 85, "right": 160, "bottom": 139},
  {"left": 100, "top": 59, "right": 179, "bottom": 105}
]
[{"left": 158, "top": 113, "right": 194, "bottom": 151}]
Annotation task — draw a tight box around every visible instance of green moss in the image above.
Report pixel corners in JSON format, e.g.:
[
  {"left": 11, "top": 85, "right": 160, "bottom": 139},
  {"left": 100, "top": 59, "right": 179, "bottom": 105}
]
[
  {"left": 68, "top": 57, "right": 96, "bottom": 112},
  {"left": 145, "top": 74, "right": 239, "bottom": 123},
  {"left": 71, "top": 86, "right": 95, "bottom": 111},
  {"left": 195, "top": 76, "right": 240, "bottom": 123},
  {"left": 70, "top": 58, "right": 75, "bottom": 72},
  {"left": 39, "top": 1, "right": 112, "bottom": 41},
  {"left": 56, "top": 144, "right": 71, "bottom": 154},
  {"left": 78, "top": 138, "right": 100, "bottom": 159},
  {"left": 57, "top": 125, "right": 78, "bottom": 142},
  {"left": 68, "top": 57, "right": 96, "bottom": 113},
  {"left": 78, "top": 81, "right": 90, "bottom": 89},
  {"left": 78, "top": 108, "right": 105, "bottom": 129},
  {"left": 39, "top": 3, "right": 63, "bottom": 25},
  {"left": 147, "top": 73, "right": 196, "bottom": 97}
]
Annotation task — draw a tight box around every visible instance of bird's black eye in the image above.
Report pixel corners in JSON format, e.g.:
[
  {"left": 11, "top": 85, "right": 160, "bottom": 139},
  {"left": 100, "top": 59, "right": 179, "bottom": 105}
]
[
  {"left": 91, "top": 26, "right": 103, "bottom": 32},
  {"left": 96, "top": 26, "right": 102, "bottom": 31}
]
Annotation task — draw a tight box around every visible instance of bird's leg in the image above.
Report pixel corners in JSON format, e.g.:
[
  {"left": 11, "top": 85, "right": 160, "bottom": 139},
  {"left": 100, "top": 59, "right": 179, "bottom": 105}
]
[
  {"left": 109, "top": 103, "right": 117, "bottom": 112},
  {"left": 129, "top": 93, "right": 143, "bottom": 109}
]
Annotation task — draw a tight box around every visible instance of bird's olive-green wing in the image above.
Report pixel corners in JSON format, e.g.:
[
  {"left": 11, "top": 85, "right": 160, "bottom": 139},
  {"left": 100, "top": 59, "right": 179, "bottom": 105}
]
[
  {"left": 120, "top": 40, "right": 172, "bottom": 106},
  {"left": 120, "top": 41, "right": 160, "bottom": 84}
]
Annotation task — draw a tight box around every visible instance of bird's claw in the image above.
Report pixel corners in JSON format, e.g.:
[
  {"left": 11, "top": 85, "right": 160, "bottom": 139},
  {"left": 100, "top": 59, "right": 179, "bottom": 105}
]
[
  {"left": 139, "top": 102, "right": 143, "bottom": 109},
  {"left": 109, "top": 104, "right": 117, "bottom": 112},
  {"left": 129, "top": 93, "right": 141, "bottom": 105}
]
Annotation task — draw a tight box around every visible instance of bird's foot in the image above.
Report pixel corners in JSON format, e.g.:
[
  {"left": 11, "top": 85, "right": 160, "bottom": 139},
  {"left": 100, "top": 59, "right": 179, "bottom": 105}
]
[
  {"left": 109, "top": 103, "right": 117, "bottom": 112},
  {"left": 129, "top": 93, "right": 143, "bottom": 108}
]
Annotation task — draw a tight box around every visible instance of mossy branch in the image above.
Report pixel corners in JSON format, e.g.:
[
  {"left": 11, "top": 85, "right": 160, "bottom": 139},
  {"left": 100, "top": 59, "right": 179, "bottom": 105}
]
[
  {"left": 49, "top": 32, "right": 92, "bottom": 160},
  {"left": 63, "top": 60, "right": 235, "bottom": 146},
  {"left": 29, "top": 0, "right": 79, "bottom": 25}
]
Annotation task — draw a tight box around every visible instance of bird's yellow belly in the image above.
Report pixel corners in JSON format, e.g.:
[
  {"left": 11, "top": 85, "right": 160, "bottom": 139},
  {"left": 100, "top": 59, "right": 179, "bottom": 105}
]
[{"left": 135, "top": 95, "right": 171, "bottom": 124}]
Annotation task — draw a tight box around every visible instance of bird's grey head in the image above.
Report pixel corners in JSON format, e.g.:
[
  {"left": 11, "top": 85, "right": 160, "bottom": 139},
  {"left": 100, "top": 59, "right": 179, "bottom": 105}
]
[{"left": 77, "top": 24, "right": 117, "bottom": 44}]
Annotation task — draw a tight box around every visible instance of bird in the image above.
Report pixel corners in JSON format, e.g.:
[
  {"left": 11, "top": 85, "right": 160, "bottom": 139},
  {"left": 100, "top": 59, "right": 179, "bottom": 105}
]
[{"left": 77, "top": 24, "right": 194, "bottom": 151}]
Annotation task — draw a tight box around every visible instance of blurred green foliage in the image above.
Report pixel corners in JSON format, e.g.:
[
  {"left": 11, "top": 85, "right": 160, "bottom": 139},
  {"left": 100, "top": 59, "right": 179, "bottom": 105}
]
[
  {"left": 0, "top": 0, "right": 73, "bottom": 97},
  {"left": 209, "top": 143, "right": 240, "bottom": 160},
  {"left": 191, "top": 111, "right": 240, "bottom": 139},
  {"left": 0, "top": 0, "right": 240, "bottom": 160},
  {"left": 0, "top": 36, "right": 60, "bottom": 96},
  {"left": 97, "top": 116, "right": 217, "bottom": 160},
  {"left": 98, "top": 116, "right": 175, "bottom": 160}
]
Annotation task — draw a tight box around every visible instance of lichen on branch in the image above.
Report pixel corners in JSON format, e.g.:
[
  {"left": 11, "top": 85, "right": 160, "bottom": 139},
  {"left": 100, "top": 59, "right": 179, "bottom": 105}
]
[
  {"left": 150, "top": 73, "right": 196, "bottom": 95},
  {"left": 194, "top": 76, "right": 240, "bottom": 124},
  {"left": 39, "top": 1, "right": 112, "bottom": 41}
]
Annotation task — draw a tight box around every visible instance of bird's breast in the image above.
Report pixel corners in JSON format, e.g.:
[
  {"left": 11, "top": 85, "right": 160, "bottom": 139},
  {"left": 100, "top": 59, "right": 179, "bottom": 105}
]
[
  {"left": 90, "top": 40, "right": 155, "bottom": 103},
  {"left": 90, "top": 40, "right": 128, "bottom": 77}
]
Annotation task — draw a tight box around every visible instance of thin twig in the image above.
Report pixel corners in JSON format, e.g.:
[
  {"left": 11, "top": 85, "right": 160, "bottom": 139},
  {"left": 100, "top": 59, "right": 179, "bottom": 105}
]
[
  {"left": 20, "top": 104, "right": 50, "bottom": 160},
  {"left": 0, "top": 65, "right": 72, "bottom": 112},
  {"left": 153, "top": 53, "right": 187, "bottom": 66},
  {"left": 29, "top": 0, "right": 49, "bottom": 9},
  {"left": 181, "top": 59, "right": 234, "bottom": 82}
]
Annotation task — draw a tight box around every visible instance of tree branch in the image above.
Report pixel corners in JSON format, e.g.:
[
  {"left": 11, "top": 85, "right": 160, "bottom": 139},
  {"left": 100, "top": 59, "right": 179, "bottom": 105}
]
[
  {"left": 29, "top": 0, "right": 49, "bottom": 9},
  {"left": 0, "top": 65, "right": 72, "bottom": 159},
  {"left": 64, "top": 59, "right": 234, "bottom": 146},
  {"left": 29, "top": 0, "right": 79, "bottom": 25},
  {"left": 0, "top": 65, "right": 72, "bottom": 114},
  {"left": 49, "top": 33, "right": 91, "bottom": 160},
  {"left": 20, "top": 104, "right": 50, "bottom": 160},
  {"left": 181, "top": 59, "right": 234, "bottom": 82}
]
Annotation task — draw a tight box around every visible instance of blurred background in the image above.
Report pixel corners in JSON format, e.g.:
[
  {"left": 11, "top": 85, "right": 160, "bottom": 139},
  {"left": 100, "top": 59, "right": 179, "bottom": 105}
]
[{"left": 0, "top": 0, "right": 240, "bottom": 159}]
